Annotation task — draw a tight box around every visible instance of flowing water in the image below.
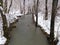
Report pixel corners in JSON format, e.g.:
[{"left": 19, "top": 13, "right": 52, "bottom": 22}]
[{"left": 8, "top": 15, "right": 49, "bottom": 45}]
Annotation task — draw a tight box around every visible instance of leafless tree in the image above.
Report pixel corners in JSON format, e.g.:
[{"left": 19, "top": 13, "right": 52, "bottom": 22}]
[
  {"left": 0, "top": 0, "right": 8, "bottom": 38},
  {"left": 33, "top": 0, "right": 36, "bottom": 14},
  {"left": 3, "top": 0, "right": 12, "bottom": 13},
  {"left": 20, "top": 0, "right": 23, "bottom": 14},
  {"left": 50, "top": 0, "right": 58, "bottom": 45},
  {"left": 4, "top": 0, "right": 7, "bottom": 13},
  {"left": 23, "top": 0, "right": 25, "bottom": 15},
  {"left": 8, "top": 0, "right": 12, "bottom": 13},
  {"left": 45, "top": 0, "right": 48, "bottom": 20},
  {"left": 35, "top": 0, "right": 39, "bottom": 26}
]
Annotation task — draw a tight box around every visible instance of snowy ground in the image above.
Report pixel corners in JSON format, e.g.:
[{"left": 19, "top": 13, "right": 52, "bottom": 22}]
[{"left": 34, "top": 12, "right": 60, "bottom": 45}]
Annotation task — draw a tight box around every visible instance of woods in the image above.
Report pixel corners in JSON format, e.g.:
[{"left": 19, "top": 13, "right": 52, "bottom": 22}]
[{"left": 0, "top": 0, "right": 60, "bottom": 45}]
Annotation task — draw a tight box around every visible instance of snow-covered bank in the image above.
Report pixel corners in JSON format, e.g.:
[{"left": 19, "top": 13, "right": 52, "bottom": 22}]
[
  {"left": 0, "top": 6, "right": 23, "bottom": 44},
  {"left": 34, "top": 12, "right": 60, "bottom": 45},
  {"left": 5, "top": 10, "right": 24, "bottom": 27}
]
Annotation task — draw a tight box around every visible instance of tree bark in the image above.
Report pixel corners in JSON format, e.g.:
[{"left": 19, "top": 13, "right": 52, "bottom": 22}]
[
  {"left": 4, "top": 0, "right": 7, "bottom": 13},
  {"left": 50, "top": 0, "right": 58, "bottom": 45},
  {"left": 45, "top": 0, "right": 48, "bottom": 20},
  {"left": 23, "top": 0, "right": 25, "bottom": 15},
  {"left": 35, "top": 0, "right": 39, "bottom": 27},
  {"left": 8, "top": 0, "right": 12, "bottom": 13},
  {"left": 0, "top": 0, "right": 9, "bottom": 39}
]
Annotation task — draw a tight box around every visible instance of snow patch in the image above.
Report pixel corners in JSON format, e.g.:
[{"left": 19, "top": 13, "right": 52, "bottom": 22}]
[{"left": 34, "top": 12, "right": 60, "bottom": 45}]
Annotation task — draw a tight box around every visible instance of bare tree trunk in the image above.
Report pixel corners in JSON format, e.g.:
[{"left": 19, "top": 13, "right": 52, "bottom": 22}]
[
  {"left": 28, "top": 6, "right": 31, "bottom": 14},
  {"left": 20, "top": 0, "right": 22, "bottom": 14},
  {"left": 23, "top": 0, "right": 25, "bottom": 15},
  {"left": 4, "top": 0, "right": 7, "bottom": 13},
  {"left": 0, "top": 9, "right": 8, "bottom": 37},
  {"left": 8, "top": 0, "right": 12, "bottom": 13},
  {"left": 0, "top": 0, "right": 10, "bottom": 40},
  {"left": 50, "top": 0, "right": 58, "bottom": 45},
  {"left": 35, "top": 0, "right": 39, "bottom": 27},
  {"left": 45, "top": 0, "right": 48, "bottom": 20},
  {"left": 4, "top": 0, "right": 12, "bottom": 13},
  {"left": 33, "top": 0, "right": 36, "bottom": 14},
  {"left": 32, "top": 0, "right": 35, "bottom": 22},
  {"left": 28, "top": 0, "right": 30, "bottom": 14}
]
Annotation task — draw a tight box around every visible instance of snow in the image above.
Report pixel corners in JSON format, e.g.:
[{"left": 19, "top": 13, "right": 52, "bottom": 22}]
[
  {"left": 34, "top": 12, "right": 50, "bottom": 34},
  {"left": 0, "top": 6, "right": 3, "bottom": 11},
  {"left": 0, "top": 36, "right": 7, "bottom": 44},
  {"left": 57, "top": 38, "right": 60, "bottom": 45},
  {"left": 0, "top": 9, "right": 23, "bottom": 44},
  {"left": 5, "top": 10, "right": 24, "bottom": 27},
  {"left": 8, "top": 10, "right": 24, "bottom": 23},
  {"left": 10, "top": 10, "right": 24, "bottom": 17},
  {"left": 0, "top": 6, "right": 23, "bottom": 44},
  {"left": 34, "top": 12, "right": 60, "bottom": 45},
  {"left": 0, "top": 12, "right": 7, "bottom": 44}
]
